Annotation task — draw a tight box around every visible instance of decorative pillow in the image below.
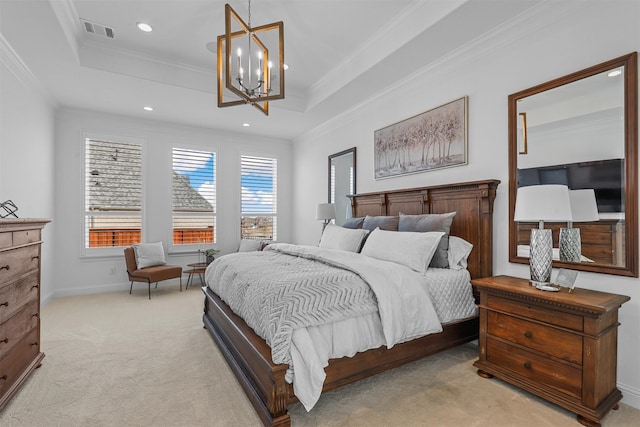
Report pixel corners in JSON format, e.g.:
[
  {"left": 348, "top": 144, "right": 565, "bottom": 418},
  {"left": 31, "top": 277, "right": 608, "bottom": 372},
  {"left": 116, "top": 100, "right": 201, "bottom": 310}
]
[
  {"left": 342, "top": 217, "right": 365, "bottom": 229},
  {"left": 239, "top": 239, "right": 263, "bottom": 252},
  {"left": 362, "top": 215, "right": 399, "bottom": 231},
  {"left": 361, "top": 228, "right": 445, "bottom": 273},
  {"left": 398, "top": 212, "right": 456, "bottom": 268},
  {"left": 133, "top": 242, "right": 166, "bottom": 269},
  {"left": 448, "top": 236, "right": 473, "bottom": 270},
  {"left": 319, "top": 223, "right": 369, "bottom": 253}
]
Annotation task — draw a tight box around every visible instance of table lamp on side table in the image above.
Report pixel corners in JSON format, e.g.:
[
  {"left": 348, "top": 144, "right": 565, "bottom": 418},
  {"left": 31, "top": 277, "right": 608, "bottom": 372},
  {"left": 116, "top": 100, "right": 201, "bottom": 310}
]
[
  {"left": 514, "top": 184, "right": 572, "bottom": 285},
  {"left": 316, "top": 203, "right": 336, "bottom": 236}
]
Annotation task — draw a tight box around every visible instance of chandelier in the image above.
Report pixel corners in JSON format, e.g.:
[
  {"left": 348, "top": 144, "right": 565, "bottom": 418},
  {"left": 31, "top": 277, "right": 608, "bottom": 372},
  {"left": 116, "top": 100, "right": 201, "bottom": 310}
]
[{"left": 217, "top": 1, "right": 285, "bottom": 115}]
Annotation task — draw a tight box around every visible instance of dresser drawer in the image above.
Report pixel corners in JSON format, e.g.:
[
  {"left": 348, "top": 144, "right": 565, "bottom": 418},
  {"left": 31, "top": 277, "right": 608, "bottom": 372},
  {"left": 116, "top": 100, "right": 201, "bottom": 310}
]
[
  {"left": 0, "top": 233, "right": 11, "bottom": 250},
  {"left": 487, "top": 336, "right": 582, "bottom": 399},
  {"left": 487, "top": 294, "right": 583, "bottom": 331},
  {"left": 0, "top": 244, "right": 40, "bottom": 285},
  {"left": 488, "top": 311, "right": 582, "bottom": 364},
  {"left": 0, "top": 328, "right": 40, "bottom": 397},
  {"left": 0, "top": 301, "right": 39, "bottom": 360},
  {"left": 0, "top": 272, "right": 39, "bottom": 324},
  {"left": 12, "top": 229, "right": 41, "bottom": 246}
]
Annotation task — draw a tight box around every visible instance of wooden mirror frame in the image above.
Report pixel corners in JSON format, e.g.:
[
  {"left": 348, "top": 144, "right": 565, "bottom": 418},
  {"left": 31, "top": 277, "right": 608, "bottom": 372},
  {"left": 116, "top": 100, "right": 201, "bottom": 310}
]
[
  {"left": 328, "top": 147, "right": 357, "bottom": 225},
  {"left": 508, "top": 52, "right": 638, "bottom": 277}
]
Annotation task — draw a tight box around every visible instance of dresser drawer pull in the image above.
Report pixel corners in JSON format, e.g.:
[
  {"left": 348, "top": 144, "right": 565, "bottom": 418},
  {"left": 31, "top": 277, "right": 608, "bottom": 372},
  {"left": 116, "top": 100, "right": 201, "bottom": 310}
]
[
  {"left": 524, "top": 362, "right": 531, "bottom": 369},
  {"left": 0, "top": 265, "right": 9, "bottom": 271},
  {"left": 0, "top": 301, "right": 8, "bottom": 307},
  {"left": 524, "top": 331, "right": 532, "bottom": 338},
  {"left": 0, "top": 375, "right": 7, "bottom": 381},
  {"left": 31, "top": 256, "right": 40, "bottom": 261},
  {"left": 31, "top": 342, "right": 39, "bottom": 346},
  {"left": 32, "top": 285, "right": 39, "bottom": 290},
  {"left": 32, "top": 313, "right": 39, "bottom": 318},
  {"left": 0, "top": 338, "right": 8, "bottom": 344}
]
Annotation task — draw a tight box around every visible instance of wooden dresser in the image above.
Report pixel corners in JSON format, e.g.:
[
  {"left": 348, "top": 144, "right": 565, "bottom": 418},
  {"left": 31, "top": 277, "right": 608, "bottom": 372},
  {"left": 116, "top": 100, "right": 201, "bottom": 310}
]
[
  {"left": 0, "top": 219, "right": 50, "bottom": 410},
  {"left": 472, "top": 275, "right": 629, "bottom": 427}
]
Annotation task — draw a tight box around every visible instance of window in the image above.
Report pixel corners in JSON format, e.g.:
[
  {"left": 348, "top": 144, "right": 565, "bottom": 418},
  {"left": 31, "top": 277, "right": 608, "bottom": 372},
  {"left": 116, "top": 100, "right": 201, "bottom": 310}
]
[
  {"left": 84, "top": 137, "right": 143, "bottom": 249},
  {"left": 172, "top": 148, "right": 216, "bottom": 247},
  {"left": 241, "top": 155, "right": 277, "bottom": 240}
]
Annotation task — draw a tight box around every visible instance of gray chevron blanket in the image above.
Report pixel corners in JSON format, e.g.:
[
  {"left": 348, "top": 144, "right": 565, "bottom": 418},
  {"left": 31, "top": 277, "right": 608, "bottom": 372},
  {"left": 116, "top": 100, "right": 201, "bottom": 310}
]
[{"left": 205, "top": 243, "right": 442, "bottom": 366}]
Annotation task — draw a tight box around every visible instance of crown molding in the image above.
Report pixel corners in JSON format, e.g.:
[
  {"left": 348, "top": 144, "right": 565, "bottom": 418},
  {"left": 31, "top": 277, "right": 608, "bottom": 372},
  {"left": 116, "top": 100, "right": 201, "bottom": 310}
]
[{"left": 0, "top": 34, "right": 56, "bottom": 107}]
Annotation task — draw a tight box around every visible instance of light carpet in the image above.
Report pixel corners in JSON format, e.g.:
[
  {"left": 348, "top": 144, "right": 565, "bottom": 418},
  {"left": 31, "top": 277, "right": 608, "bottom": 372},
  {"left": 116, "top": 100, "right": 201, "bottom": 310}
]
[{"left": 1, "top": 285, "right": 638, "bottom": 426}]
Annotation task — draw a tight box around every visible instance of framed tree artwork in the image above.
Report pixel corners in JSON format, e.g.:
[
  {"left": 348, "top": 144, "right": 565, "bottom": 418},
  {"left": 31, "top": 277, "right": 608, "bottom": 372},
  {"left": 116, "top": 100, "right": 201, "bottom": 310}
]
[{"left": 374, "top": 96, "right": 468, "bottom": 179}]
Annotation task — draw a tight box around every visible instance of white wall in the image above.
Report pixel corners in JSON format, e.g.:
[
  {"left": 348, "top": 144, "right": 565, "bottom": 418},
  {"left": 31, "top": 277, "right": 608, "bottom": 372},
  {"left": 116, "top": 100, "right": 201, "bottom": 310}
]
[
  {"left": 53, "top": 108, "right": 292, "bottom": 298},
  {"left": 292, "top": 1, "right": 640, "bottom": 409},
  {"left": 0, "top": 39, "right": 56, "bottom": 303}
]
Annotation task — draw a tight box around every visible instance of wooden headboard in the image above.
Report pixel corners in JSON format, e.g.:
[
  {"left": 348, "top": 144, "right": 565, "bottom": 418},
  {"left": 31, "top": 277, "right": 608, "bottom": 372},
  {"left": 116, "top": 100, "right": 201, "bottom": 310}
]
[{"left": 349, "top": 179, "right": 500, "bottom": 280}]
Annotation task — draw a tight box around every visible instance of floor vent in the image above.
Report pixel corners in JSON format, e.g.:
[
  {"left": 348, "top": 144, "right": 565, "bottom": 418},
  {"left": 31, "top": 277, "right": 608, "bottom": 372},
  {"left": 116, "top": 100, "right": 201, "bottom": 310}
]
[{"left": 81, "top": 19, "right": 115, "bottom": 39}]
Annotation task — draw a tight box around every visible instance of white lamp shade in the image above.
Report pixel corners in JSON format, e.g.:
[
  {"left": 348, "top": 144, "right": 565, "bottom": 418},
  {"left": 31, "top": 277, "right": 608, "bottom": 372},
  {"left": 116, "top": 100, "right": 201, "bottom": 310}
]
[
  {"left": 315, "top": 203, "right": 336, "bottom": 220},
  {"left": 569, "top": 189, "right": 599, "bottom": 222},
  {"left": 514, "top": 185, "right": 572, "bottom": 222}
]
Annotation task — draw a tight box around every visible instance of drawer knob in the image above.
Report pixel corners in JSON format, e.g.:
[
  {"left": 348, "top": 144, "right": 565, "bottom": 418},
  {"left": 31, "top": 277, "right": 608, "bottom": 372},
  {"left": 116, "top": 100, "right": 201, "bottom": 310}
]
[
  {"left": 31, "top": 342, "right": 39, "bottom": 346},
  {"left": 32, "top": 313, "right": 39, "bottom": 318},
  {"left": 0, "top": 338, "right": 8, "bottom": 344},
  {"left": 32, "top": 285, "right": 39, "bottom": 290},
  {"left": 0, "top": 265, "right": 9, "bottom": 271},
  {"left": 31, "top": 256, "right": 40, "bottom": 261},
  {"left": 524, "top": 362, "right": 531, "bottom": 369},
  {"left": 524, "top": 331, "right": 532, "bottom": 339},
  {"left": 0, "top": 375, "right": 7, "bottom": 381},
  {"left": 0, "top": 301, "right": 7, "bottom": 307}
]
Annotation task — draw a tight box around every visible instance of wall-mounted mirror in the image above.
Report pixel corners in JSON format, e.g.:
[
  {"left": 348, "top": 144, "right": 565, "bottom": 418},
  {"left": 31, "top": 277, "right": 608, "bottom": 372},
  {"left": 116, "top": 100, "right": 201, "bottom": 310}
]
[
  {"left": 509, "top": 52, "right": 638, "bottom": 277},
  {"left": 329, "top": 147, "right": 356, "bottom": 226}
]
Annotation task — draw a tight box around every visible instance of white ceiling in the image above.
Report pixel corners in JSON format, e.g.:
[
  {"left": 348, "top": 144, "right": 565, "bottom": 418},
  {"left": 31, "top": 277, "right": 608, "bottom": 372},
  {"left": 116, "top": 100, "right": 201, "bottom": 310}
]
[{"left": 1, "top": 0, "right": 543, "bottom": 140}]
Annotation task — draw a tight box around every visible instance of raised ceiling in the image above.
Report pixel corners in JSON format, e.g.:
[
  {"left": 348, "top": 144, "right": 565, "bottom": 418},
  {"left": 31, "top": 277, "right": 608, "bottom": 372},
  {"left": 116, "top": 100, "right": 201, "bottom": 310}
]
[{"left": 0, "top": 0, "right": 543, "bottom": 140}]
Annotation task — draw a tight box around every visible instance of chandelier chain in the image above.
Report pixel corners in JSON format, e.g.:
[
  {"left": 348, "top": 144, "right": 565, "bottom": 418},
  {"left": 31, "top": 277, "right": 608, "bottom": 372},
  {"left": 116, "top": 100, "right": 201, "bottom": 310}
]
[{"left": 247, "top": 0, "right": 252, "bottom": 27}]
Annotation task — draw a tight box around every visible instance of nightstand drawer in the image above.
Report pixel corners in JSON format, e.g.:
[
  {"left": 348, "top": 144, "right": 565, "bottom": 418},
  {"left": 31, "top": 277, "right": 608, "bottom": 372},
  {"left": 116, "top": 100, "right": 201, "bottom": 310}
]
[
  {"left": 488, "top": 311, "right": 582, "bottom": 364},
  {"left": 487, "top": 336, "right": 582, "bottom": 399},
  {"left": 487, "top": 294, "right": 583, "bottom": 331}
]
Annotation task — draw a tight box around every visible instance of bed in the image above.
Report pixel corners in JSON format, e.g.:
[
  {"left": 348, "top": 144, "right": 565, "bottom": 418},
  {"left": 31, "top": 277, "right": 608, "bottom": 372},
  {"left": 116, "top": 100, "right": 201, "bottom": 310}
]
[{"left": 202, "top": 179, "right": 499, "bottom": 426}]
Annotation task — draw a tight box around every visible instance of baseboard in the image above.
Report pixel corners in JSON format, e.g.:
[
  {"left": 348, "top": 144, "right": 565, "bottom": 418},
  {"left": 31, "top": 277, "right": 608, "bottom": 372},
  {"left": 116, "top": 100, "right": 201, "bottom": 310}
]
[
  {"left": 50, "top": 280, "right": 183, "bottom": 300},
  {"left": 619, "top": 382, "right": 640, "bottom": 410}
]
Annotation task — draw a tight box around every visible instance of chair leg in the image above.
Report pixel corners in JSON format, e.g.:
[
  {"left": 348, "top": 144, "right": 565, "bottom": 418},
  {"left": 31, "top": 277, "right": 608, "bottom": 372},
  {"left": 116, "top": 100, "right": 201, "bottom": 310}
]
[
  {"left": 129, "top": 281, "right": 134, "bottom": 294},
  {"left": 148, "top": 282, "right": 152, "bottom": 300},
  {"left": 180, "top": 276, "right": 183, "bottom": 292}
]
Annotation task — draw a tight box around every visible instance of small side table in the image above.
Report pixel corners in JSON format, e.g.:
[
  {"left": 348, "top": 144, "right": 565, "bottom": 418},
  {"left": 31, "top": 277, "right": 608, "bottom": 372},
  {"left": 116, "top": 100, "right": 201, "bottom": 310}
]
[{"left": 184, "top": 262, "right": 208, "bottom": 289}]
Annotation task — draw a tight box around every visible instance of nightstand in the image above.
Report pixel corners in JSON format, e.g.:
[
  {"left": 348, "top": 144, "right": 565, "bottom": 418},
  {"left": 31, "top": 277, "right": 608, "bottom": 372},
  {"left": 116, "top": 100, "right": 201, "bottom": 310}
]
[{"left": 472, "top": 275, "right": 629, "bottom": 427}]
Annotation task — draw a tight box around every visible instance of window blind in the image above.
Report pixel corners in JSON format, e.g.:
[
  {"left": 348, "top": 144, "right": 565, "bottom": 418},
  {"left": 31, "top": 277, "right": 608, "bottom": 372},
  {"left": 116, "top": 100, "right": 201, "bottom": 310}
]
[{"left": 241, "top": 155, "right": 277, "bottom": 240}]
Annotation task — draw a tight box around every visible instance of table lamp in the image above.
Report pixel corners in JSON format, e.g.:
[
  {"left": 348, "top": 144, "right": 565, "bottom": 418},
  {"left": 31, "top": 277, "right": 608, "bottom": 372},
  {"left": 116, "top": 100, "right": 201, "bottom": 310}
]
[
  {"left": 316, "top": 203, "right": 336, "bottom": 235},
  {"left": 559, "top": 189, "right": 599, "bottom": 262},
  {"left": 514, "top": 184, "right": 572, "bottom": 284}
]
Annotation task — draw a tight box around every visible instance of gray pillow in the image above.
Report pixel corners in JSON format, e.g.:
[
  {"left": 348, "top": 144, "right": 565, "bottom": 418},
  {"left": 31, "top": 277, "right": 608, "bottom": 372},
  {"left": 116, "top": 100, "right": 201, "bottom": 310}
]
[
  {"left": 238, "top": 239, "right": 263, "bottom": 252},
  {"left": 362, "top": 215, "right": 399, "bottom": 231},
  {"left": 398, "top": 212, "right": 456, "bottom": 268},
  {"left": 342, "top": 217, "right": 364, "bottom": 229}
]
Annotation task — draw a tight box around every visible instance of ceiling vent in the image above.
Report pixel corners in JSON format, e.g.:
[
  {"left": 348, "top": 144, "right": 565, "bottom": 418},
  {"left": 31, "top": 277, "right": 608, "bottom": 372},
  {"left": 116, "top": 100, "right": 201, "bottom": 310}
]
[{"left": 81, "top": 19, "right": 115, "bottom": 39}]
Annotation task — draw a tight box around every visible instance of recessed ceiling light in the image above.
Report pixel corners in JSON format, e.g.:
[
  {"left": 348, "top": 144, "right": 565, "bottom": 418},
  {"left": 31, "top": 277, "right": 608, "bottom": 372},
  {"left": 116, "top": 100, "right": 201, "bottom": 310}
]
[
  {"left": 242, "top": 123, "right": 250, "bottom": 127},
  {"left": 137, "top": 22, "right": 153, "bottom": 32},
  {"left": 608, "top": 69, "right": 622, "bottom": 77},
  {"left": 143, "top": 106, "right": 154, "bottom": 111}
]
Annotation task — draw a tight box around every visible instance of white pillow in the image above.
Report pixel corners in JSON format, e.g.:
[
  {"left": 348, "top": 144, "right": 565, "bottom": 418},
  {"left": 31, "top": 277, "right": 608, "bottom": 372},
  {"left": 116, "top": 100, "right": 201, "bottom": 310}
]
[
  {"left": 239, "top": 239, "right": 263, "bottom": 252},
  {"left": 448, "top": 236, "right": 473, "bottom": 270},
  {"left": 133, "top": 242, "right": 166, "bottom": 269},
  {"left": 361, "top": 229, "right": 444, "bottom": 273},
  {"left": 319, "top": 223, "right": 369, "bottom": 253}
]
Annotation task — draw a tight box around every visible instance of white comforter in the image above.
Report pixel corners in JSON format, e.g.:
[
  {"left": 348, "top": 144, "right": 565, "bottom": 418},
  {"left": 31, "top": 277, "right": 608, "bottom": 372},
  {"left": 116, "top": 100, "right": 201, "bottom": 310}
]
[{"left": 207, "top": 243, "right": 443, "bottom": 411}]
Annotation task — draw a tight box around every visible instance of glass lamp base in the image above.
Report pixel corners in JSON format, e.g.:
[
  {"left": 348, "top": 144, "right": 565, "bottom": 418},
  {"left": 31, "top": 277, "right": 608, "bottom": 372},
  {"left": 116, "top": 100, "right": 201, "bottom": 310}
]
[
  {"left": 530, "top": 228, "right": 553, "bottom": 284},
  {"left": 559, "top": 227, "right": 581, "bottom": 262}
]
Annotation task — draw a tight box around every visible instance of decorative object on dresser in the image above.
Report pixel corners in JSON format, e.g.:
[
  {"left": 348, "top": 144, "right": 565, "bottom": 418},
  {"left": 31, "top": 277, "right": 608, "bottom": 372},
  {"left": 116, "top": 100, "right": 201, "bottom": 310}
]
[
  {"left": 0, "top": 201, "right": 18, "bottom": 219},
  {"left": 514, "top": 184, "right": 572, "bottom": 284},
  {"left": 0, "top": 218, "right": 50, "bottom": 411},
  {"left": 202, "top": 179, "right": 499, "bottom": 427},
  {"left": 472, "top": 275, "right": 629, "bottom": 427}
]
